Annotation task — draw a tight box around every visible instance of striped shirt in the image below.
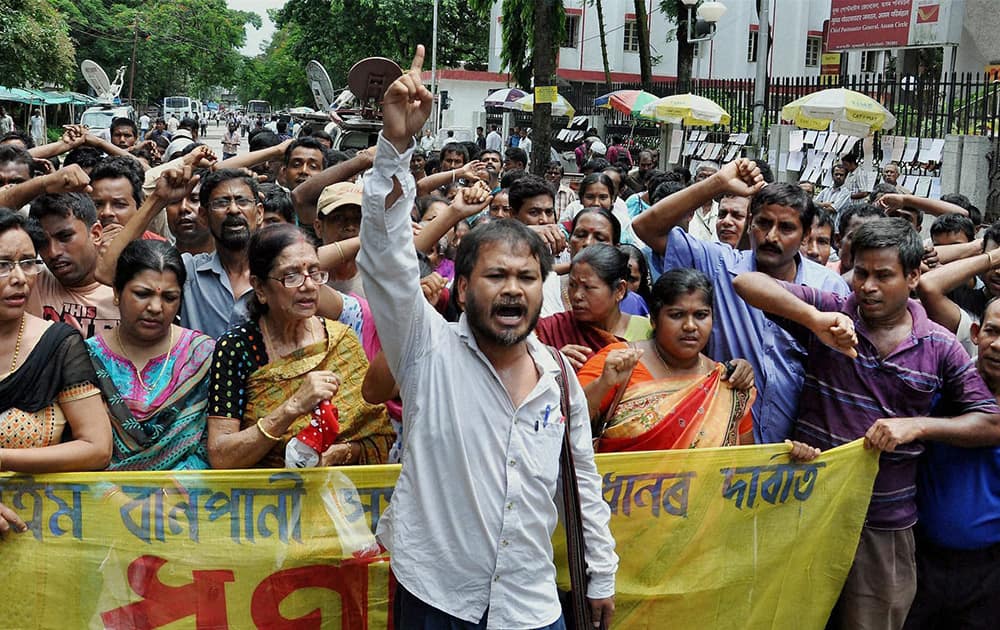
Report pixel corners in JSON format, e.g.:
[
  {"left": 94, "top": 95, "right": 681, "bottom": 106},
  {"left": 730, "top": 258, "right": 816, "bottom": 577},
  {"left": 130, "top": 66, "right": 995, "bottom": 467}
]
[{"left": 781, "top": 284, "right": 999, "bottom": 530}]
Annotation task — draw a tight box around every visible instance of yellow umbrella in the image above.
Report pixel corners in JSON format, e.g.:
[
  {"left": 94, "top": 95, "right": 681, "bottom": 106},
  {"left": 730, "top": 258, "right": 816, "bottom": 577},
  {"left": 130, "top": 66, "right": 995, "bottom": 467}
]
[
  {"left": 506, "top": 92, "right": 575, "bottom": 117},
  {"left": 780, "top": 88, "right": 896, "bottom": 131},
  {"left": 638, "top": 93, "right": 731, "bottom": 126}
]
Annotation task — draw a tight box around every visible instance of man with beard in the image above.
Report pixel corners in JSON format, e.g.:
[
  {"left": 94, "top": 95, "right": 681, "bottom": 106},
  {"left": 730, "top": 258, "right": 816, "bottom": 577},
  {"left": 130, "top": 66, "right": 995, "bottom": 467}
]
[
  {"left": 358, "top": 46, "right": 617, "bottom": 630},
  {"left": 478, "top": 148, "right": 501, "bottom": 190},
  {"left": 278, "top": 137, "right": 327, "bottom": 191},
  {"left": 633, "top": 167, "right": 849, "bottom": 443},
  {"left": 27, "top": 192, "right": 119, "bottom": 338},
  {"left": 96, "top": 168, "right": 262, "bottom": 338}
]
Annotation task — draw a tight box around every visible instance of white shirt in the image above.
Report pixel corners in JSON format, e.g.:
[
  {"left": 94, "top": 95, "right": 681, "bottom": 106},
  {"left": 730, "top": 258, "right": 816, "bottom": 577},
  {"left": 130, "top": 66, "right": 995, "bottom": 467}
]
[
  {"left": 139, "top": 114, "right": 150, "bottom": 130},
  {"left": 486, "top": 130, "right": 503, "bottom": 152},
  {"left": 167, "top": 116, "right": 179, "bottom": 133},
  {"left": 420, "top": 134, "right": 436, "bottom": 152},
  {"left": 358, "top": 133, "right": 617, "bottom": 628},
  {"left": 688, "top": 201, "right": 718, "bottom": 242}
]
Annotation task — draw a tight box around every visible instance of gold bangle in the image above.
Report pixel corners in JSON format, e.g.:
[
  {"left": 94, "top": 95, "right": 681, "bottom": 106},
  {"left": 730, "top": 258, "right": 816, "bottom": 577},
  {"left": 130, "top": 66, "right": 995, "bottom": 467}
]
[
  {"left": 256, "top": 418, "right": 282, "bottom": 442},
  {"left": 335, "top": 241, "right": 345, "bottom": 265}
]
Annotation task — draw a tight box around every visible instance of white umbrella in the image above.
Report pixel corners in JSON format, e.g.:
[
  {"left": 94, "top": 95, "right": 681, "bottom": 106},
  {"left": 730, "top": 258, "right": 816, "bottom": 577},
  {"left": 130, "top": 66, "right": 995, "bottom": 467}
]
[
  {"left": 484, "top": 88, "right": 527, "bottom": 108},
  {"left": 506, "top": 93, "right": 576, "bottom": 117}
]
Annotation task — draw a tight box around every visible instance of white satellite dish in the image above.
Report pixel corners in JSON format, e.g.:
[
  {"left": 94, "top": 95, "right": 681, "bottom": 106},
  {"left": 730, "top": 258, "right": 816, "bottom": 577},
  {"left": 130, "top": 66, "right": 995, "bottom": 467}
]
[
  {"left": 306, "top": 60, "right": 336, "bottom": 111},
  {"left": 81, "top": 60, "right": 126, "bottom": 103}
]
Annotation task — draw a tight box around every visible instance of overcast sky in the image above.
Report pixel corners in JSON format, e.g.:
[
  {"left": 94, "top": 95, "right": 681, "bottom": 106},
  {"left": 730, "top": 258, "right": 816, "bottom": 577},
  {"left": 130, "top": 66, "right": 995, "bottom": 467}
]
[{"left": 228, "top": 0, "right": 286, "bottom": 56}]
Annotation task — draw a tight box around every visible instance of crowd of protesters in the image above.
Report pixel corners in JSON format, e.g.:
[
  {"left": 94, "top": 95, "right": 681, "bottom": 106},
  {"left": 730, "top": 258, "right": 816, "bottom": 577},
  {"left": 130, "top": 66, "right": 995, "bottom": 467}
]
[{"left": 0, "top": 44, "right": 997, "bottom": 630}]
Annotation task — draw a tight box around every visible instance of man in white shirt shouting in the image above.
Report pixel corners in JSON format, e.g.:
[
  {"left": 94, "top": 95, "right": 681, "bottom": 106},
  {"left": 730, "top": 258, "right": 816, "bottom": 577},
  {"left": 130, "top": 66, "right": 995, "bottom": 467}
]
[{"left": 358, "top": 45, "right": 618, "bottom": 629}]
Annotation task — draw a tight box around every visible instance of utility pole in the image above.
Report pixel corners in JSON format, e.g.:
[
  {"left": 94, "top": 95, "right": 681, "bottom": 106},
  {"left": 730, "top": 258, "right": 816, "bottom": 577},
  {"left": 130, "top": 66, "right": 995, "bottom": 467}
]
[
  {"left": 128, "top": 16, "right": 139, "bottom": 102},
  {"left": 750, "top": 0, "right": 770, "bottom": 158},
  {"left": 430, "top": 0, "right": 440, "bottom": 133}
]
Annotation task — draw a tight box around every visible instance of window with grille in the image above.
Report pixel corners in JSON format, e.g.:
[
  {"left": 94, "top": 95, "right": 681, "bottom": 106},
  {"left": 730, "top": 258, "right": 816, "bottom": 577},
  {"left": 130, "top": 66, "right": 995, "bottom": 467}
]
[
  {"left": 564, "top": 15, "right": 580, "bottom": 49},
  {"left": 860, "top": 50, "right": 881, "bottom": 73},
  {"left": 624, "top": 19, "right": 639, "bottom": 53},
  {"left": 805, "top": 36, "right": 821, "bottom": 67},
  {"left": 747, "top": 28, "right": 758, "bottom": 63}
]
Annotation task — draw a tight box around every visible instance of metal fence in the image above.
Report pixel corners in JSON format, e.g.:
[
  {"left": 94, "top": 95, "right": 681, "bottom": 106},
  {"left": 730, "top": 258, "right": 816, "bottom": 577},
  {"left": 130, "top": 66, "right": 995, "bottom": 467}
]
[{"left": 560, "top": 72, "right": 1000, "bottom": 143}]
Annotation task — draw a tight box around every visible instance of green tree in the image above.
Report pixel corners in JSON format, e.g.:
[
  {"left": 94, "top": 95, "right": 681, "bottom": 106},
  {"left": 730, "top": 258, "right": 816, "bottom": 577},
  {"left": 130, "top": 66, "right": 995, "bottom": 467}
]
[
  {"left": 236, "top": 21, "right": 311, "bottom": 109},
  {"left": 260, "top": 0, "right": 489, "bottom": 97},
  {"left": 0, "top": 0, "right": 75, "bottom": 87},
  {"left": 51, "top": 0, "right": 260, "bottom": 104}
]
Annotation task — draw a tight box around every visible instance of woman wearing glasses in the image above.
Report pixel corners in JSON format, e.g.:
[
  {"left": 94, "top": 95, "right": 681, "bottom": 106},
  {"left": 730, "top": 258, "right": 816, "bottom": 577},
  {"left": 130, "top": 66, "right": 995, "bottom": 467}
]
[
  {"left": 206, "top": 223, "right": 393, "bottom": 468},
  {"left": 86, "top": 239, "right": 216, "bottom": 470},
  {"left": 0, "top": 209, "right": 112, "bottom": 474}
]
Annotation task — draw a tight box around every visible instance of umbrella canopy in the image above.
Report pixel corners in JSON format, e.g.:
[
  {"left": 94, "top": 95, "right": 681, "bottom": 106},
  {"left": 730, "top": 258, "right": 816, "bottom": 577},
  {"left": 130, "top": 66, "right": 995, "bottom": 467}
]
[
  {"left": 484, "top": 87, "right": 527, "bottom": 108},
  {"left": 639, "top": 93, "right": 730, "bottom": 126},
  {"left": 506, "top": 92, "right": 575, "bottom": 117},
  {"left": 595, "top": 89, "right": 658, "bottom": 117},
  {"left": 780, "top": 88, "right": 896, "bottom": 131}
]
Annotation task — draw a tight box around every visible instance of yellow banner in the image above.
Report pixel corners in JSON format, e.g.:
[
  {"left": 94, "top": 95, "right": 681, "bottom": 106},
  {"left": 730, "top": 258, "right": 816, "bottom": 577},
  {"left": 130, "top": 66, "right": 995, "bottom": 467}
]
[
  {"left": 0, "top": 440, "right": 877, "bottom": 629},
  {"left": 534, "top": 86, "right": 559, "bottom": 104}
]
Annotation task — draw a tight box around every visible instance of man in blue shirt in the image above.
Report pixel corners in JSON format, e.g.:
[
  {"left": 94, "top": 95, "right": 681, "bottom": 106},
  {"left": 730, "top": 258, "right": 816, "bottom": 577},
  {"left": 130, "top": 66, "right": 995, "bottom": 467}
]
[
  {"left": 632, "top": 161, "right": 849, "bottom": 442},
  {"left": 905, "top": 296, "right": 1000, "bottom": 628}
]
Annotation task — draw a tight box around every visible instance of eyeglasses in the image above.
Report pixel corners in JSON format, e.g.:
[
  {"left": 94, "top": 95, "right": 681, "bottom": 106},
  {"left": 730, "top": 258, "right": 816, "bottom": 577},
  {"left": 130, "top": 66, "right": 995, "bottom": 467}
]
[
  {"left": 208, "top": 196, "right": 256, "bottom": 211},
  {"left": 0, "top": 259, "right": 43, "bottom": 278},
  {"left": 268, "top": 270, "right": 329, "bottom": 288}
]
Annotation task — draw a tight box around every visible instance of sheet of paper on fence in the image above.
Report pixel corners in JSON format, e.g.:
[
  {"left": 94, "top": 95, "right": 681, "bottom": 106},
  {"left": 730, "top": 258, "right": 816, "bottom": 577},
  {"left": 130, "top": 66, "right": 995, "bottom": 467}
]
[
  {"left": 929, "top": 177, "right": 941, "bottom": 199},
  {"left": 821, "top": 168, "right": 834, "bottom": 187},
  {"left": 915, "top": 176, "right": 933, "bottom": 197},
  {"left": 668, "top": 142, "right": 682, "bottom": 164},
  {"left": 683, "top": 141, "right": 696, "bottom": 157},
  {"left": 926, "top": 139, "right": 945, "bottom": 163},
  {"left": 724, "top": 145, "right": 741, "bottom": 163},
  {"left": 816, "top": 132, "right": 828, "bottom": 150},
  {"left": 804, "top": 130, "right": 818, "bottom": 145},
  {"left": 822, "top": 152, "right": 837, "bottom": 171},
  {"left": 822, "top": 133, "right": 839, "bottom": 153},
  {"left": 862, "top": 136, "right": 874, "bottom": 163},
  {"left": 778, "top": 152, "right": 789, "bottom": 172},
  {"left": 917, "top": 138, "right": 934, "bottom": 162},
  {"left": 903, "top": 174, "right": 920, "bottom": 191},
  {"left": 736, "top": 133, "right": 750, "bottom": 145},
  {"left": 0, "top": 441, "right": 878, "bottom": 630},
  {"left": 892, "top": 136, "right": 906, "bottom": 162},
  {"left": 903, "top": 138, "right": 919, "bottom": 162},
  {"left": 834, "top": 134, "right": 850, "bottom": 155},
  {"left": 786, "top": 150, "right": 805, "bottom": 172},
  {"left": 881, "top": 136, "right": 895, "bottom": 162},
  {"left": 789, "top": 130, "right": 804, "bottom": 153}
]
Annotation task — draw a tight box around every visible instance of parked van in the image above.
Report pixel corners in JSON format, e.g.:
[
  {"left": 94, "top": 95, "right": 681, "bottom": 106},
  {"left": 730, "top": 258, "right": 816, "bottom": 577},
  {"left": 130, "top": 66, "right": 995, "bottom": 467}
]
[{"left": 80, "top": 104, "right": 136, "bottom": 136}]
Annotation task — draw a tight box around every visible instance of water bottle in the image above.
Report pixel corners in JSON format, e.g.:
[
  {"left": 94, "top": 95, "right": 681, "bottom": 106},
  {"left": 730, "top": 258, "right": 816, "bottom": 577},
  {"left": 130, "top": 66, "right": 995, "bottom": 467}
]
[{"left": 285, "top": 400, "right": 341, "bottom": 468}]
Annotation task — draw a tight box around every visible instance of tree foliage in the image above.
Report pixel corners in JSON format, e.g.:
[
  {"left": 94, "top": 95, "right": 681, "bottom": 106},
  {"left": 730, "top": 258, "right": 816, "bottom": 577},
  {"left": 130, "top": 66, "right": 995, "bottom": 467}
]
[
  {"left": 237, "top": 0, "right": 490, "bottom": 109},
  {"left": 50, "top": 0, "right": 260, "bottom": 103},
  {"left": 0, "top": 0, "right": 76, "bottom": 87},
  {"left": 469, "top": 0, "right": 564, "bottom": 91}
]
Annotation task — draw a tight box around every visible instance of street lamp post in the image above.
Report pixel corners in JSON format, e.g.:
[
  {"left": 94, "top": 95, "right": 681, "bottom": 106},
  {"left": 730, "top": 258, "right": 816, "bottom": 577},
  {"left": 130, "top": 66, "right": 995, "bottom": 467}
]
[{"left": 679, "top": 0, "right": 727, "bottom": 44}]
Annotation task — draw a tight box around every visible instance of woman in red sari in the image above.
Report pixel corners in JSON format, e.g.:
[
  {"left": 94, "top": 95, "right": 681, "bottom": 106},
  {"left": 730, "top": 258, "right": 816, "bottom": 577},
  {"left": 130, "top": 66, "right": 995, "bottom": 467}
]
[{"left": 578, "top": 268, "right": 756, "bottom": 451}]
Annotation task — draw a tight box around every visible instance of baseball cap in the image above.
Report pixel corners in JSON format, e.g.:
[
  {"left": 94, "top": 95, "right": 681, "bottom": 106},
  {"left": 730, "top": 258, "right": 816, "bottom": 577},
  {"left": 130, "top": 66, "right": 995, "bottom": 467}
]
[{"left": 317, "top": 182, "right": 363, "bottom": 216}]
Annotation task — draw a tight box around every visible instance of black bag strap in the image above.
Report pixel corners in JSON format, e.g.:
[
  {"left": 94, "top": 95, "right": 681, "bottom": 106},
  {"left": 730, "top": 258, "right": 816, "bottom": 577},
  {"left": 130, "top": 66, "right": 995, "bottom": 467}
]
[{"left": 548, "top": 346, "right": 596, "bottom": 630}]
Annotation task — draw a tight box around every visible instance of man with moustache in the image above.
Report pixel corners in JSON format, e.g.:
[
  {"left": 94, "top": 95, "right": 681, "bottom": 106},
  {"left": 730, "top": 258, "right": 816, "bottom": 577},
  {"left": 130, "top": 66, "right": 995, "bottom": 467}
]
[
  {"left": 479, "top": 148, "right": 502, "bottom": 190},
  {"left": 633, "top": 169, "right": 849, "bottom": 443},
  {"left": 96, "top": 168, "right": 263, "bottom": 338},
  {"left": 735, "top": 218, "right": 1000, "bottom": 629},
  {"left": 358, "top": 46, "right": 617, "bottom": 629}
]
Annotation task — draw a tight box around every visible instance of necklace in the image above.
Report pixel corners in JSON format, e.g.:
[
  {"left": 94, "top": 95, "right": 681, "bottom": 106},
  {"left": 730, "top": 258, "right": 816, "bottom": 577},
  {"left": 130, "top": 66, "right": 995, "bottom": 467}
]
[
  {"left": 116, "top": 325, "right": 174, "bottom": 390},
  {"left": 8, "top": 314, "right": 24, "bottom": 374},
  {"left": 651, "top": 339, "right": 703, "bottom": 375}
]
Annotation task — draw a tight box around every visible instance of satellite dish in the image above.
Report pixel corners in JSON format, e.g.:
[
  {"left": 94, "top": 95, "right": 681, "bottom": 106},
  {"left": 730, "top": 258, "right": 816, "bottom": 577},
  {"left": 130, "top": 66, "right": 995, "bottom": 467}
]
[
  {"left": 306, "top": 60, "right": 336, "bottom": 111},
  {"left": 81, "top": 60, "right": 125, "bottom": 103},
  {"left": 347, "top": 57, "right": 402, "bottom": 117}
]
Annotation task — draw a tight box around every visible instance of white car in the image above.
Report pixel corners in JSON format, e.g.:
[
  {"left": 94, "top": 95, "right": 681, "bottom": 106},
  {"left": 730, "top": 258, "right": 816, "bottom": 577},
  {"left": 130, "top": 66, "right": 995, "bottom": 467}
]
[{"left": 80, "top": 105, "right": 136, "bottom": 138}]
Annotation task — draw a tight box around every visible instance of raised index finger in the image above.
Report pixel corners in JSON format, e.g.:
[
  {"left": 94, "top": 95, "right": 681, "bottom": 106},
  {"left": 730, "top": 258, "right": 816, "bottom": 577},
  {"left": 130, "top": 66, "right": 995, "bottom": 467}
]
[{"left": 409, "top": 45, "right": 426, "bottom": 74}]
